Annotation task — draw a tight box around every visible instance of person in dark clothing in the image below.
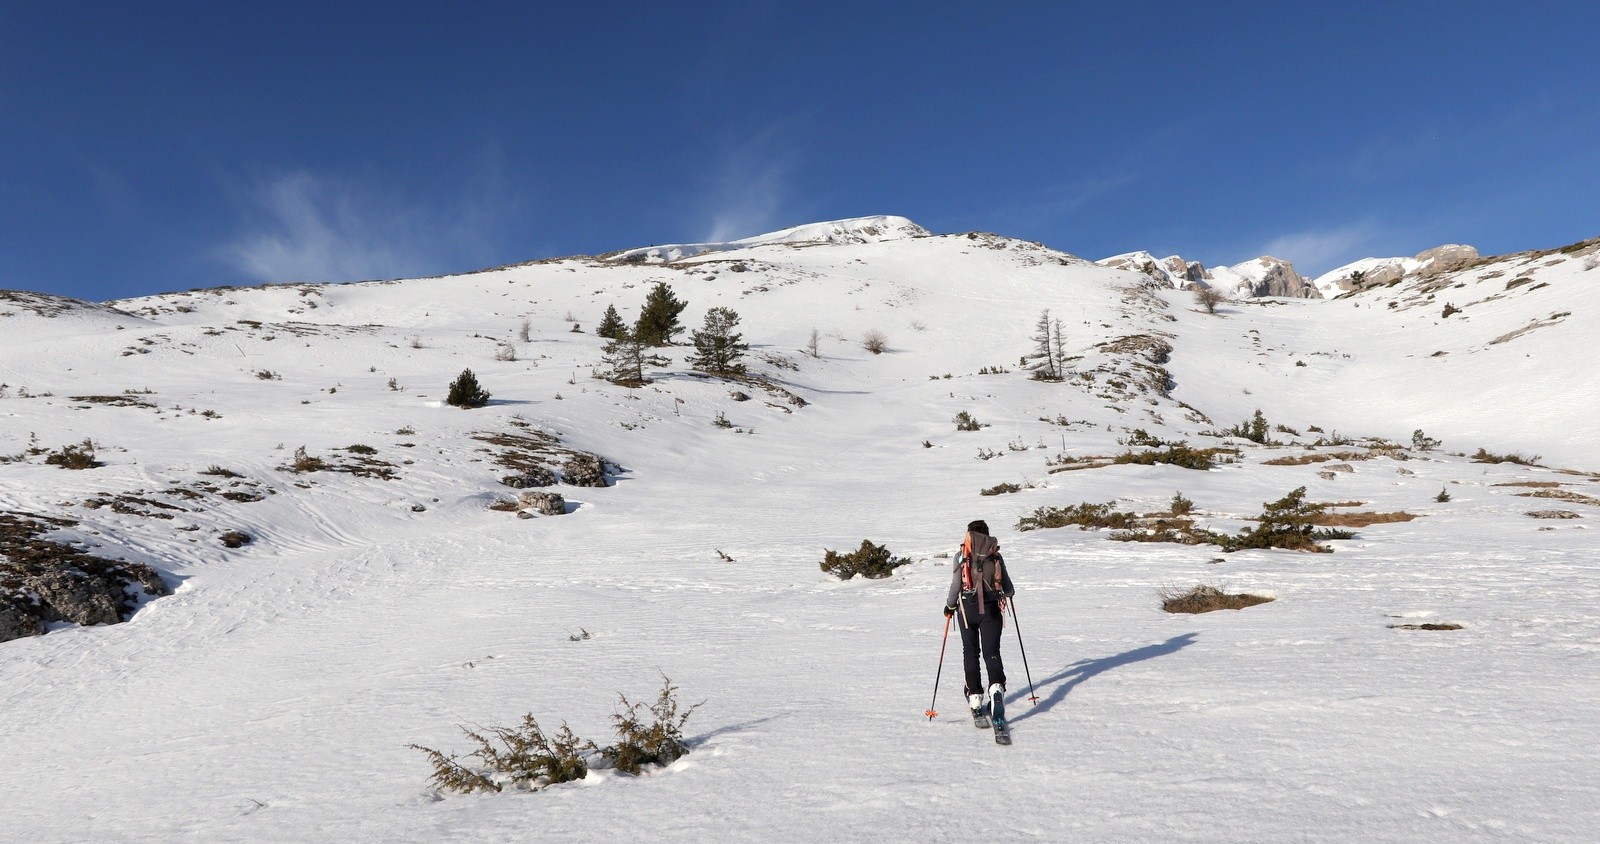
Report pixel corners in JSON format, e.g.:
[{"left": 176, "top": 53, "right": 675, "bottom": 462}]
[{"left": 943, "top": 519, "right": 1015, "bottom": 720}]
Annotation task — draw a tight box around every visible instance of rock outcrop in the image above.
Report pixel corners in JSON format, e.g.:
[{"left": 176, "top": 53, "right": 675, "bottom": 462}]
[
  {"left": 1098, "top": 252, "right": 1318, "bottom": 298},
  {"left": 0, "top": 513, "right": 170, "bottom": 643}
]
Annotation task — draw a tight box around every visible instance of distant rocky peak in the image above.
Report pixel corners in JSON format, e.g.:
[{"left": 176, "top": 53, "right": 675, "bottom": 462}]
[
  {"left": 1098, "top": 252, "right": 1319, "bottom": 299},
  {"left": 1096, "top": 251, "right": 1209, "bottom": 289}
]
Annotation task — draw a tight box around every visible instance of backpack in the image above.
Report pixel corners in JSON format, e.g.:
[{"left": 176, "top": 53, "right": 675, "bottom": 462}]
[{"left": 960, "top": 533, "right": 1005, "bottom": 612}]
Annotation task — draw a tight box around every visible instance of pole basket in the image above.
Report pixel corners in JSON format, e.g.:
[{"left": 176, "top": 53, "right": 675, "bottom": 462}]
[{"left": 924, "top": 709, "right": 939, "bottom": 720}]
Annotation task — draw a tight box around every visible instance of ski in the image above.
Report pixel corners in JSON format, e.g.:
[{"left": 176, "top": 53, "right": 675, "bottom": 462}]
[
  {"left": 990, "top": 689, "right": 1010, "bottom": 745},
  {"left": 971, "top": 709, "right": 991, "bottom": 730}
]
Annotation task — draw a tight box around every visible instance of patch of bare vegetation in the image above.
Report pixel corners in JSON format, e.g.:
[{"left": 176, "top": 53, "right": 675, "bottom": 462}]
[
  {"left": 1312, "top": 511, "right": 1417, "bottom": 527},
  {"left": 473, "top": 424, "right": 616, "bottom": 487},
  {"left": 1527, "top": 510, "right": 1581, "bottom": 519},
  {"left": 1388, "top": 623, "right": 1463, "bottom": 631},
  {"left": 1262, "top": 450, "right": 1372, "bottom": 466},
  {"left": 1516, "top": 489, "right": 1600, "bottom": 507},
  {"left": 280, "top": 445, "right": 397, "bottom": 480},
  {"left": 69, "top": 394, "right": 156, "bottom": 409},
  {"left": 1472, "top": 448, "right": 1541, "bottom": 466},
  {"left": 1159, "top": 584, "right": 1273, "bottom": 614}
]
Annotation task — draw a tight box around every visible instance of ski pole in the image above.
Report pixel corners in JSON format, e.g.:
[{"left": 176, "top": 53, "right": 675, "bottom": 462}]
[
  {"left": 925, "top": 614, "right": 952, "bottom": 720},
  {"left": 1008, "top": 597, "right": 1040, "bottom": 705}
]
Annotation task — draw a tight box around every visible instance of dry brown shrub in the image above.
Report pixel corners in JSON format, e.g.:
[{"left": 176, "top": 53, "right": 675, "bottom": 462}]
[
  {"left": 1494, "top": 481, "right": 1562, "bottom": 488},
  {"left": 1159, "top": 584, "right": 1273, "bottom": 614},
  {"left": 1388, "top": 623, "right": 1463, "bottom": 631},
  {"left": 1261, "top": 450, "right": 1370, "bottom": 466},
  {"left": 1312, "top": 511, "right": 1417, "bottom": 527}
]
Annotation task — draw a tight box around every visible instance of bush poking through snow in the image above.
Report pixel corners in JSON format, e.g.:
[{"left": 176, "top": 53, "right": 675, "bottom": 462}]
[
  {"left": 1113, "top": 444, "right": 1225, "bottom": 470},
  {"left": 1215, "top": 487, "right": 1352, "bottom": 553},
  {"left": 1170, "top": 492, "right": 1195, "bottom": 515},
  {"left": 1160, "top": 584, "right": 1273, "bottom": 614},
  {"left": 953, "top": 411, "right": 982, "bottom": 431},
  {"left": 288, "top": 446, "right": 326, "bottom": 473},
  {"left": 1412, "top": 429, "right": 1441, "bottom": 451},
  {"left": 820, "top": 539, "right": 912, "bottom": 580},
  {"left": 1225, "top": 409, "right": 1271, "bottom": 444},
  {"left": 410, "top": 676, "right": 700, "bottom": 795},
  {"left": 1193, "top": 286, "right": 1225, "bottom": 314},
  {"left": 446, "top": 369, "right": 491, "bottom": 408},
  {"left": 1471, "top": 447, "right": 1541, "bottom": 466},
  {"left": 1435, "top": 487, "right": 1452, "bottom": 503},
  {"left": 861, "top": 329, "right": 889, "bottom": 355},
  {"left": 602, "top": 675, "right": 702, "bottom": 775},
  {"left": 1018, "top": 502, "right": 1139, "bottom": 532},
  {"left": 410, "top": 716, "right": 593, "bottom": 795},
  {"left": 44, "top": 440, "right": 102, "bottom": 470}
]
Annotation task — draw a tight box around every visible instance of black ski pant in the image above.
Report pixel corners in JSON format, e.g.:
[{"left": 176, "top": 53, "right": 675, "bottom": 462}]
[{"left": 958, "top": 601, "right": 1006, "bottom": 697}]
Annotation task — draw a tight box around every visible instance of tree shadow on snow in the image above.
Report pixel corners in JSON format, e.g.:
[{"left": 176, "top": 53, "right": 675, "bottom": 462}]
[{"left": 1006, "top": 632, "right": 1198, "bottom": 723}]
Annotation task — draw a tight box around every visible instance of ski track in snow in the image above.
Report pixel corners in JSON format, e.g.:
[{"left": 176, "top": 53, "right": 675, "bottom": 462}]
[{"left": 2, "top": 229, "right": 1598, "bottom": 841}]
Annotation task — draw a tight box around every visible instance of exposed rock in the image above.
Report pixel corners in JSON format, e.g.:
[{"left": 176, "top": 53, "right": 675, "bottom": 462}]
[
  {"left": 0, "top": 597, "right": 46, "bottom": 641},
  {"left": 561, "top": 453, "right": 608, "bottom": 487},
  {"left": 500, "top": 466, "right": 556, "bottom": 488},
  {"left": 1414, "top": 244, "right": 1478, "bottom": 275},
  {"left": 219, "top": 530, "right": 252, "bottom": 548},
  {"left": 518, "top": 490, "right": 567, "bottom": 516},
  {"left": 1527, "top": 510, "right": 1581, "bottom": 519},
  {"left": 728, "top": 390, "right": 751, "bottom": 402},
  {"left": 1226, "top": 257, "right": 1320, "bottom": 298},
  {"left": 0, "top": 512, "right": 171, "bottom": 642}
]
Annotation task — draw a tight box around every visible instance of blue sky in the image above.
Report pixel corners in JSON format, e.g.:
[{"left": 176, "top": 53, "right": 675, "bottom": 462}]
[{"left": 3, "top": 1, "right": 1597, "bottom": 301}]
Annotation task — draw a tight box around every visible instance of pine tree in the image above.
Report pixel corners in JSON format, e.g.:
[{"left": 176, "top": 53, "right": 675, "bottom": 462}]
[
  {"left": 1025, "top": 309, "right": 1061, "bottom": 380},
  {"left": 603, "top": 327, "right": 670, "bottom": 385},
  {"left": 688, "top": 307, "right": 748, "bottom": 376},
  {"left": 634, "top": 282, "right": 687, "bottom": 347},
  {"left": 446, "top": 368, "right": 491, "bottom": 408},
  {"left": 597, "top": 304, "right": 626, "bottom": 340}
]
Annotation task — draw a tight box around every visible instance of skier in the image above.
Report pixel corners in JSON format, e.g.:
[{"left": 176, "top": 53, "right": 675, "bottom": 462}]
[{"left": 943, "top": 519, "right": 1015, "bottom": 730}]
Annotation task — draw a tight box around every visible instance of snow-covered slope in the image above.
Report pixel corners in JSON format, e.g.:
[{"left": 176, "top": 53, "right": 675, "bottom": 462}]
[{"left": 2, "top": 221, "right": 1598, "bottom": 841}]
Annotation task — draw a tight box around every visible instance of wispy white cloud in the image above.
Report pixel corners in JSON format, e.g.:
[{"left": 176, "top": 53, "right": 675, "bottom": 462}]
[
  {"left": 1245, "top": 222, "right": 1381, "bottom": 275},
  {"left": 216, "top": 163, "right": 519, "bottom": 284},
  {"left": 698, "top": 123, "right": 804, "bottom": 244}
]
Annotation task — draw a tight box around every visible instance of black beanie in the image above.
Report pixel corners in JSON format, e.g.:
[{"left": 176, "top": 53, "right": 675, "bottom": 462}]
[{"left": 967, "top": 520, "right": 989, "bottom": 535}]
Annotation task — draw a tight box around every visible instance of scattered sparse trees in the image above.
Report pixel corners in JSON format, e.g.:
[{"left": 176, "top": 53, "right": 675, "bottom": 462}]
[
  {"left": 688, "top": 307, "right": 748, "bottom": 376},
  {"left": 806, "top": 328, "right": 821, "bottom": 358}
]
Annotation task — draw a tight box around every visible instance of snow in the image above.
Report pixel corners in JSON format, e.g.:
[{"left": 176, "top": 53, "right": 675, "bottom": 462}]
[{"left": 1, "top": 222, "right": 1598, "bottom": 841}]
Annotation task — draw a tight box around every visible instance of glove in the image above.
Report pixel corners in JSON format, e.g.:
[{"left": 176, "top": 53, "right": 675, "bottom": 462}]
[{"left": 943, "top": 604, "right": 956, "bottom": 618}]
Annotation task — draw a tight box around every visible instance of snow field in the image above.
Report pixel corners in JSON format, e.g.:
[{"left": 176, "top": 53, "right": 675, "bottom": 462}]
[{"left": 1, "top": 226, "right": 1597, "bottom": 840}]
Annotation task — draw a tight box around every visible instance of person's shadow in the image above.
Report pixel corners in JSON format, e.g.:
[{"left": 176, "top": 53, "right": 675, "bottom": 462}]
[{"left": 1006, "top": 632, "right": 1198, "bottom": 723}]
